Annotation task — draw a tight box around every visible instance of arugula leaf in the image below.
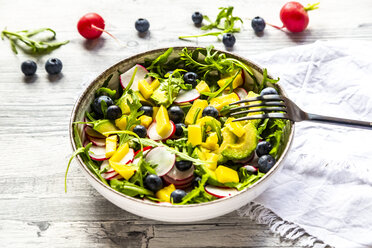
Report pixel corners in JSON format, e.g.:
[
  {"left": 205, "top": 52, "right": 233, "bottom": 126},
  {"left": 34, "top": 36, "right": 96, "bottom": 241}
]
[
  {"left": 259, "top": 68, "right": 280, "bottom": 92},
  {"left": 96, "top": 87, "right": 117, "bottom": 99},
  {"left": 262, "top": 119, "right": 289, "bottom": 159},
  {"left": 146, "top": 48, "right": 173, "bottom": 76},
  {"left": 225, "top": 167, "right": 265, "bottom": 190},
  {"left": 178, "top": 174, "right": 215, "bottom": 204},
  {"left": 110, "top": 179, "right": 154, "bottom": 197}
]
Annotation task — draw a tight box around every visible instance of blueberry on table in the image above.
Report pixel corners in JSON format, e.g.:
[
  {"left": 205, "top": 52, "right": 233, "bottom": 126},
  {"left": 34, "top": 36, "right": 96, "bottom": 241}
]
[
  {"left": 45, "top": 58, "right": 63, "bottom": 75},
  {"left": 257, "top": 154, "right": 276, "bottom": 173},
  {"left": 106, "top": 105, "right": 122, "bottom": 120},
  {"left": 192, "top": 12, "right": 203, "bottom": 25},
  {"left": 135, "top": 18, "right": 150, "bottom": 33},
  {"left": 168, "top": 106, "right": 185, "bottom": 123},
  {"left": 260, "top": 87, "right": 278, "bottom": 95},
  {"left": 174, "top": 123, "right": 186, "bottom": 137},
  {"left": 251, "top": 16, "right": 266, "bottom": 32},
  {"left": 202, "top": 106, "right": 219, "bottom": 119},
  {"left": 175, "top": 160, "right": 193, "bottom": 171},
  {"left": 170, "top": 189, "right": 187, "bottom": 203},
  {"left": 192, "top": 176, "right": 202, "bottom": 188},
  {"left": 183, "top": 72, "right": 198, "bottom": 87},
  {"left": 139, "top": 106, "right": 153, "bottom": 117},
  {"left": 21, "top": 60, "right": 37, "bottom": 76},
  {"left": 256, "top": 141, "right": 272, "bottom": 157},
  {"left": 222, "top": 33, "right": 236, "bottom": 48},
  {"left": 92, "top": 95, "right": 114, "bottom": 116},
  {"left": 144, "top": 174, "right": 163, "bottom": 192},
  {"left": 133, "top": 125, "right": 147, "bottom": 138}
]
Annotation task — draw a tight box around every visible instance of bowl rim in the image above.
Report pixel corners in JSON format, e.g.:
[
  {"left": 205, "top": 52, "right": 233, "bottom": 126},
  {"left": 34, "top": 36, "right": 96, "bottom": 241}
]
[{"left": 69, "top": 46, "right": 295, "bottom": 208}]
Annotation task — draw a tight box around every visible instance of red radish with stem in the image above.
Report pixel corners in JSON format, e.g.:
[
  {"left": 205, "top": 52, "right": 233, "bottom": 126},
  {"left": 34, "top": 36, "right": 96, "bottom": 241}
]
[{"left": 280, "top": 2, "right": 319, "bottom": 33}]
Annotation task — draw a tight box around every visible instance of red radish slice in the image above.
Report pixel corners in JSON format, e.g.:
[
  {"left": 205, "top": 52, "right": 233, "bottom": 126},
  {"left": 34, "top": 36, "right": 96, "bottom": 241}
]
[
  {"left": 174, "top": 89, "right": 200, "bottom": 104},
  {"left": 165, "top": 165, "right": 194, "bottom": 181},
  {"left": 205, "top": 185, "right": 239, "bottom": 198},
  {"left": 163, "top": 174, "right": 194, "bottom": 186},
  {"left": 87, "top": 144, "right": 107, "bottom": 161},
  {"left": 85, "top": 126, "right": 105, "bottom": 139},
  {"left": 133, "top": 146, "right": 152, "bottom": 158},
  {"left": 120, "top": 64, "right": 151, "bottom": 91},
  {"left": 147, "top": 121, "right": 175, "bottom": 141},
  {"left": 87, "top": 135, "right": 106, "bottom": 147},
  {"left": 145, "top": 147, "right": 175, "bottom": 176},
  {"left": 234, "top": 88, "right": 248, "bottom": 100},
  {"left": 118, "top": 148, "right": 135, "bottom": 164}
]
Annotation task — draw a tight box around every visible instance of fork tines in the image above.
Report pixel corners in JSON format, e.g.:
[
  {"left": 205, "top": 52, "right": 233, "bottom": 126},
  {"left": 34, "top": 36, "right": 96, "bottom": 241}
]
[{"left": 228, "top": 95, "right": 289, "bottom": 122}]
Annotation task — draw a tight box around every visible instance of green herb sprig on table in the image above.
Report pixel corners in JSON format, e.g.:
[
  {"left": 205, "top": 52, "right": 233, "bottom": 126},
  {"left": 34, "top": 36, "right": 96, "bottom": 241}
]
[
  {"left": 1, "top": 28, "right": 69, "bottom": 54},
  {"left": 179, "top": 7, "right": 243, "bottom": 40}
]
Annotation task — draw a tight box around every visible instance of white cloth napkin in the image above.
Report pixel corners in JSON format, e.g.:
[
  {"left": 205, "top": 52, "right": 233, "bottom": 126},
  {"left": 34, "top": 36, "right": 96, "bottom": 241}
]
[{"left": 237, "top": 40, "right": 372, "bottom": 248}]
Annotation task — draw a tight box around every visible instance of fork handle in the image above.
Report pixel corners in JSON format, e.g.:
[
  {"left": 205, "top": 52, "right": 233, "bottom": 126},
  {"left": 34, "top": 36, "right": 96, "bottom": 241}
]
[{"left": 307, "top": 113, "right": 372, "bottom": 129}]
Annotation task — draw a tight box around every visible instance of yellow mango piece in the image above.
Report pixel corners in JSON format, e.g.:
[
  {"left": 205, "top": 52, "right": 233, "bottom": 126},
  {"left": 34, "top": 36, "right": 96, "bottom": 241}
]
[
  {"left": 195, "top": 80, "right": 210, "bottom": 93},
  {"left": 226, "top": 120, "right": 245, "bottom": 137},
  {"left": 155, "top": 105, "right": 171, "bottom": 137},
  {"left": 109, "top": 161, "right": 136, "bottom": 180},
  {"left": 188, "top": 124, "right": 202, "bottom": 146},
  {"left": 109, "top": 143, "right": 129, "bottom": 163},
  {"left": 139, "top": 115, "right": 152, "bottom": 128},
  {"left": 115, "top": 115, "right": 127, "bottom": 130},
  {"left": 217, "top": 71, "right": 243, "bottom": 90},
  {"left": 209, "top": 93, "right": 239, "bottom": 112},
  {"left": 196, "top": 148, "right": 207, "bottom": 161},
  {"left": 138, "top": 79, "right": 154, "bottom": 99},
  {"left": 152, "top": 107, "right": 159, "bottom": 120},
  {"left": 205, "top": 153, "right": 219, "bottom": 171},
  {"left": 156, "top": 184, "right": 176, "bottom": 202},
  {"left": 185, "top": 99, "right": 208, "bottom": 125},
  {"left": 201, "top": 132, "right": 219, "bottom": 150},
  {"left": 105, "top": 135, "right": 117, "bottom": 158},
  {"left": 150, "top": 78, "right": 160, "bottom": 91},
  {"left": 215, "top": 165, "right": 239, "bottom": 183}
]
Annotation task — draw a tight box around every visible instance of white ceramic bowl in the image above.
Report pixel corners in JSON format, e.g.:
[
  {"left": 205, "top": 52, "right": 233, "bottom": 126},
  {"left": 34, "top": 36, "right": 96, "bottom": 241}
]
[{"left": 69, "top": 47, "right": 294, "bottom": 222}]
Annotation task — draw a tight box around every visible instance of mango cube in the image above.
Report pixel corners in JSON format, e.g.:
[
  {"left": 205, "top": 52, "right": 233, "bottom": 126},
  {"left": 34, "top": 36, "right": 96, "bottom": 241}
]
[
  {"left": 105, "top": 135, "right": 117, "bottom": 158},
  {"left": 188, "top": 124, "right": 202, "bottom": 146},
  {"left": 217, "top": 71, "right": 243, "bottom": 90},
  {"left": 215, "top": 165, "right": 239, "bottom": 183},
  {"left": 195, "top": 80, "right": 210, "bottom": 93},
  {"left": 156, "top": 184, "right": 176, "bottom": 202},
  {"left": 138, "top": 79, "right": 154, "bottom": 99},
  {"left": 139, "top": 115, "right": 152, "bottom": 128},
  {"left": 209, "top": 93, "right": 239, "bottom": 111},
  {"left": 155, "top": 105, "right": 171, "bottom": 137},
  {"left": 226, "top": 120, "right": 245, "bottom": 137},
  {"left": 109, "top": 161, "right": 136, "bottom": 180},
  {"left": 150, "top": 78, "right": 160, "bottom": 91},
  {"left": 201, "top": 132, "right": 219, "bottom": 150},
  {"left": 115, "top": 115, "right": 127, "bottom": 130},
  {"left": 185, "top": 99, "right": 208, "bottom": 125},
  {"left": 205, "top": 153, "right": 219, "bottom": 171},
  {"left": 109, "top": 143, "right": 129, "bottom": 163},
  {"left": 152, "top": 107, "right": 159, "bottom": 120}
]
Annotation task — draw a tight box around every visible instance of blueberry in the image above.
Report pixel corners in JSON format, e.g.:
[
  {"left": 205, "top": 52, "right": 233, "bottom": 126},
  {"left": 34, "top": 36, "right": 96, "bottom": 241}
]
[
  {"left": 257, "top": 155, "right": 276, "bottom": 173},
  {"left": 260, "top": 87, "right": 278, "bottom": 96},
  {"left": 21, "top": 60, "right": 37, "bottom": 76},
  {"left": 170, "top": 189, "right": 187, "bottom": 203},
  {"left": 45, "top": 58, "right": 63, "bottom": 75},
  {"left": 192, "top": 176, "right": 202, "bottom": 188},
  {"left": 106, "top": 105, "right": 122, "bottom": 120},
  {"left": 202, "top": 106, "right": 219, "bottom": 119},
  {"left": 256, "top": 141, "right": 272, "bottom": 157},
  {"left": 92, "top": 95, "right": 114, "bottom": 116},
  {"left": 192, "top": 12, "right": 203, "bottom": 25},
  {"left": 222, "top": 33, "right": 236, "bottom": 48},
  {"left": 183, "top": 72, "right": 198, "bottom": 87},
  {"left": 243, "top": 165, "right": 258, "bottom": 175},
  {"left": 251, "top": 16, "right": 266, "bottom": 32},
  {"left": 133, "top": 125, "right": 147, "bottom": 138},
  {"left": 135, "top": 18, "right": 150, "bottom": 33},
  {"left": 144, "top": 174, "right": 163, "bottom": 192},
  {"left": 139, "top": 106, "right": 153, "bottom": 117},
  {"left": 175, "top": 160, "right": 193, "bottom": 171},
  {"left": 174, "top": 123, "right": 186, "bottom": 137},
  {"left": 168, "top": 106, "right": 184, "bottom": 123}
]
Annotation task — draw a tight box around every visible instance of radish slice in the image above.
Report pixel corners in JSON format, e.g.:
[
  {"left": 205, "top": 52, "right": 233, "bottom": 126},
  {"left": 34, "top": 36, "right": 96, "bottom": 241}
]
[
  {"left": 118, "top": 148, "right": 135, "bottom": 164},
  {"left": 145, "top": 147, "right": 175, "bottom": 176},
  {"left": 133, "top": 146, "right": 152, "bottom": 158},
  {"left": 174, "top": 89, "right": 200, "bottom": 104},
  {"left": 87, "top": 144, "right": 107, "bottom": 161},
  {"left": 163, "top": 174, "right": 194, "bottom": 186},
  {"left": 85, "top": 126, "right": 105, "bottom": 139},
  {"left": 87, "top": 135, "right": 106, "bottom": 147},
  {"left": 165, "top": 165, "right": 194, "bottom": 181},
  {"left": 120, "top": 64, "right": 151, "bottom": 91},
  {"left": 205, "top": 185, "right": 239, "bottom": 198},
  {"left": 234, "top": 88, "right": 248, "bottom": 100},
  {"left": 147, "top": 121, "right": 176, "bottom": 141}
]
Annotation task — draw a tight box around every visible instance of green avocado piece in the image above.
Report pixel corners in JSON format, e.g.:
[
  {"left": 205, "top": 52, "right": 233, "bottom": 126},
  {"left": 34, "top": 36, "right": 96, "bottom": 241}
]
[
  {"left": 93, "top": 119, "right": 118, "bottom": 135},
  {"left": 150, "top": 87, "right": 168, "bottom": 106},
  {"left": 220, "top": 122, "right": 258, "bottom": 161}
]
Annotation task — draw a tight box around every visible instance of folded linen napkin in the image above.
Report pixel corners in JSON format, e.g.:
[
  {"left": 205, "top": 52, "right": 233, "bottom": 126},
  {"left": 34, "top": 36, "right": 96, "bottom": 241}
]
[{"left": 237, "top": 40, "right": 372, "bottom": 248}]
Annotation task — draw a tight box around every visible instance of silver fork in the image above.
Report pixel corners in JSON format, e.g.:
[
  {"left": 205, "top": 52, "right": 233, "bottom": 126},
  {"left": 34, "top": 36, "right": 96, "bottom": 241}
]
[{"left": 228, "top": 95, "right": 372, "bottom": 129}]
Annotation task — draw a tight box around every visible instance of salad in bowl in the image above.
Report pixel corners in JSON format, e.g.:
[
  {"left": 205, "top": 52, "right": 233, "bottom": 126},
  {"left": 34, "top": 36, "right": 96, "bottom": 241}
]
[{"left": 68, "top": 46, "right": 293, "bottom": 221}]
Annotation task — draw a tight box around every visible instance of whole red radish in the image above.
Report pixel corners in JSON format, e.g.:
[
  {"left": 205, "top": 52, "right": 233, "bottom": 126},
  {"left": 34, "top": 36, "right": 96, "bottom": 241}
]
[
  {"left": 280, "top": 2, "right": 319, "bottom": 33},
  {"left": 77, "top": 13, "right": 105, "bottom": 39}
]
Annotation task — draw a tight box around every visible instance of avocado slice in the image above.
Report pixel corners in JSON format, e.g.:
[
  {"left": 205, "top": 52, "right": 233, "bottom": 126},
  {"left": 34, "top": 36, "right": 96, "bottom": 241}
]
[
  {"left": 93, "top": 119, "right": 118, "bottom": 135},
  {"left": 150, "top": 88, "right": 168, "bottom": 106},
  {"left": 219, "top": 122, "right": 258, "bottom": 161}
]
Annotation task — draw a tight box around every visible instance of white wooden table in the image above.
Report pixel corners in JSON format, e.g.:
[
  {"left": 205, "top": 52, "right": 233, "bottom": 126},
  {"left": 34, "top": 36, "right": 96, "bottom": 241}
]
[{"left": 1, "top": 0, "right": 371, "bottom": 247}]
